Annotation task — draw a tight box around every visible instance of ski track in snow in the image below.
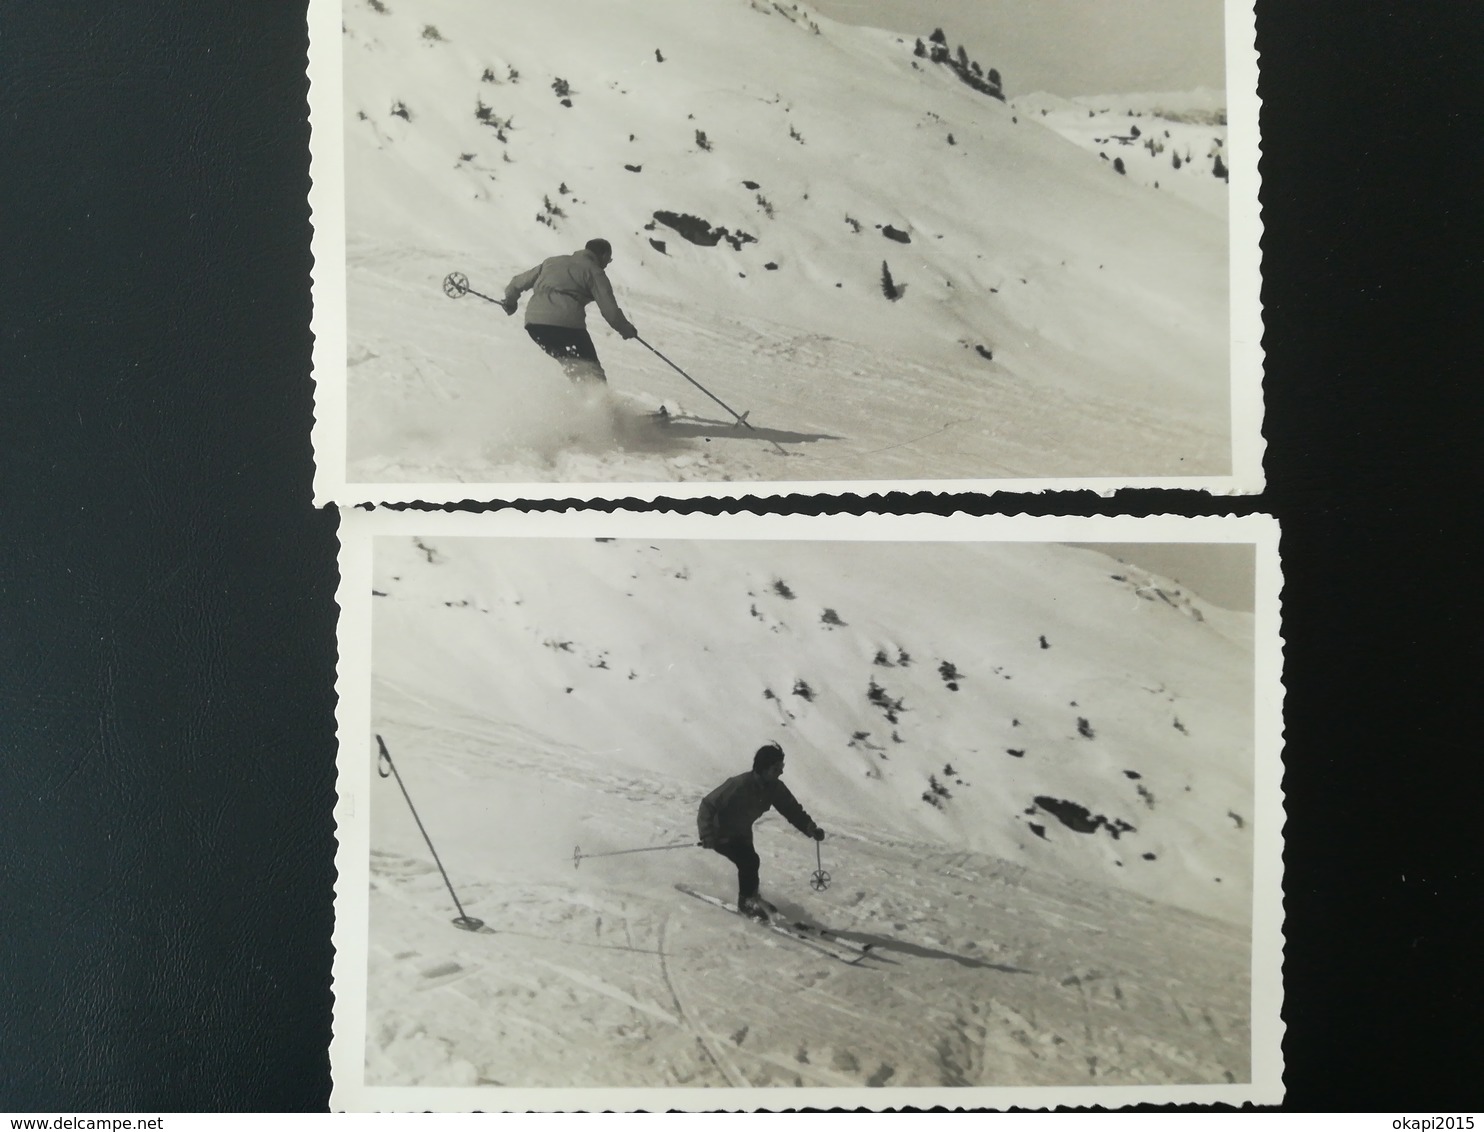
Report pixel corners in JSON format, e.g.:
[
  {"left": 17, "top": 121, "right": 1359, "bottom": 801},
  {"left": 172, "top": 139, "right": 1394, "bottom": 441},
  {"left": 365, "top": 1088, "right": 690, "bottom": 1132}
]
[
  {"left": 366, "top": 693, "right": 1250, "bottom": 1089},
  {"left": 347, "top": 250, "right": 1225, "bottom": 485}
]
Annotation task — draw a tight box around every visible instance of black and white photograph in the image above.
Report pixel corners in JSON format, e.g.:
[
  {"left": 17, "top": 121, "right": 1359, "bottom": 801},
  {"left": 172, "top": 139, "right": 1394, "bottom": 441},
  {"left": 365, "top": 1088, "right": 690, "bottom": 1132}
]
[
  {"left": 308, "top": 0, "right": 1263, "bottom": 503},
  {"left": 330, "top": 510, "right": 1284, "bottom": 1109}
]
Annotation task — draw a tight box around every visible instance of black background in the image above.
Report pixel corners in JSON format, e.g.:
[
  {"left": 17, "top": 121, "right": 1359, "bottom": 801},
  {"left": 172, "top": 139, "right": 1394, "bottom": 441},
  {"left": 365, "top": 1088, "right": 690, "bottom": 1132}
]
[{"left": 2, "top": 0, "right": 1479, "bottom": 1112}]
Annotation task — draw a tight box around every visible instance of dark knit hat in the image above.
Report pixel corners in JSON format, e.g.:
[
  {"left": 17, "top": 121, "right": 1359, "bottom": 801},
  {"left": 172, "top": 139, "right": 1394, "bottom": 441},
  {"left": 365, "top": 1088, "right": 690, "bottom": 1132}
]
[
  {"left": 585, "top": 237, "right": 613, "bottom": 258},
  {"left": 753, "top": 742, "right": 785, "bottom": 772}
]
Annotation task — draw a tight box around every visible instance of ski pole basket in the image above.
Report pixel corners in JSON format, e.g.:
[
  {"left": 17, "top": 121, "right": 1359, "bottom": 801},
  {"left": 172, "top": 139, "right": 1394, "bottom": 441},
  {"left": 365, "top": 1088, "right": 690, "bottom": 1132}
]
[{"left": 810, "top": 840, "right": 831, "bottom": 891}]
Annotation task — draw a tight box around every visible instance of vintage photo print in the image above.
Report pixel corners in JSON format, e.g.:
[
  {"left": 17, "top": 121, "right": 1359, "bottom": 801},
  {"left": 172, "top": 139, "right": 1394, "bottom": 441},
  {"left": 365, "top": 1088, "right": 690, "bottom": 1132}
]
[
  {"left": 308, "top": 0, "right": 1264, "bottom": 503},
  {"left": 330, "top": 509, "right": 1285, "bottom": 1109}
]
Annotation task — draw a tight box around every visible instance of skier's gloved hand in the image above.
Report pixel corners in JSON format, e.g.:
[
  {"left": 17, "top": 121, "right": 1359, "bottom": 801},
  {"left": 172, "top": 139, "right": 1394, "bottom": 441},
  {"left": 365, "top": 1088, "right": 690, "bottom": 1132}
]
[
  {"left": 500, "top": 298, "right": 518, "bottom": 316},
  {"left": 619, "top": 321, "right": 639, "bottom": 340},
  {"left": 812, "top": 828, "right": 825, "bottom": 841},
  {"left": 698, "top": 834, "right": 716, "bottom": 850}
]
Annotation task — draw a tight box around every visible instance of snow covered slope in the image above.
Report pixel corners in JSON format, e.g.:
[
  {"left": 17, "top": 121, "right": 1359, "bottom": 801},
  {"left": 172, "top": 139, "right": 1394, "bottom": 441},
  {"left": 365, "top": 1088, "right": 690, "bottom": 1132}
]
[
  {"left": 1015, "top": 88, "right": 1230, "bottom": 216},
  {"left": 357, "top": 533, "right": 1261, "bottom": 1090},
  {"left": 333, "top": 0, "right": 1236, "bottom": 487}
]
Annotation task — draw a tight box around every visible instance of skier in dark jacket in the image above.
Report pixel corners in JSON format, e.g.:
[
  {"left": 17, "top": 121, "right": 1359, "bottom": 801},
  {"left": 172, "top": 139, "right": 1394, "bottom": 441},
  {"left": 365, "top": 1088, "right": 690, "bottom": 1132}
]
[
  {"left": 501, "top": 238, "right": 638, "bottom": 383},
  {"left": 697, "top": 742, "right": 824, "bottom": 920}
]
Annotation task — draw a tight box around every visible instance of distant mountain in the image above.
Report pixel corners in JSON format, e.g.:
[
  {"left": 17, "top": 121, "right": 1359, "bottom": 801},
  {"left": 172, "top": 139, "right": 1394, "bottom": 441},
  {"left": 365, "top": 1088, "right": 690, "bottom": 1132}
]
[{"left": 1014, "top": 88, "right": 1229, "bottom": 215}]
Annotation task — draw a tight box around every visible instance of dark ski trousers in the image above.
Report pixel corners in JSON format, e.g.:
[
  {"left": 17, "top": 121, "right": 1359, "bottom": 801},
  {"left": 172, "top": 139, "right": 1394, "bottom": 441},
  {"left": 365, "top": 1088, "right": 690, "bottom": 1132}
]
[
  {"left": 711, "top": 838, "right": 760, "bottom": 905},
  {"left": 526, "top": 324, "right": 607, "bottom": 383}
]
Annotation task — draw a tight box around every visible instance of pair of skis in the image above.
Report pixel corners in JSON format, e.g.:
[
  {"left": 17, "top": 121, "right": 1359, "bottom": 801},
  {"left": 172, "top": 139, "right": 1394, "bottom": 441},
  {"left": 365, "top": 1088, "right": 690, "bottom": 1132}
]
[{"left": 676, "top": 884, "right": 877, "bottom": 966}]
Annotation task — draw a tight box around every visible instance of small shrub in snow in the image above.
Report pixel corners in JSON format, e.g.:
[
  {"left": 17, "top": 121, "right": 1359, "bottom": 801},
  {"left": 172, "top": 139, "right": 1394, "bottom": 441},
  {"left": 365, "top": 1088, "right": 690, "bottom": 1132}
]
[
  {"left": 1174, "top": 717, "right": 1188, "bottom": 733},
  {"left": 820, "top": 608, "right": 846, "bottom": 627},
  {"left": 695, "top": 129, "right": 712, "bottom": 151},
  {"left": 873, "top": 649, "right": 892, "bottom": 667},
  {"left": 789, "top": 124, "right": 804, "bottom": 143},
  {"left": 866, "top": 679, "right": 906, "bottom": 723},
  {"left": 897, "top": 648, "right": 912, "bottom": 666},
  {"left": 655, "top": 48, "right": 665, "bottom": 62},
  {"left": 792, "top": 679, "right": 814, "bottom": 701},
  {"left": 1039, "top": 635, "right": 1050, "bottom": 649},
  {"left": 1213, "top": 153, "right": 1228, "bottom": 180},
  {"left": 481, "top": 67, "right": 497, "bottom": 83},
  {"left": 1137, "top": 784, "right": 1156, "bottom": 809},
  {"left": 390, "top": 100, "right": 412, "bottom": 121},
  {"left": 367, "top": 0, "right": 387, "bottom": 11},
  {"left": 421, "top": 24, "right": 443, "bottom": 41},
  {"left": 1076, "top": 716, "right": 1095, "bottom": 739},
  {"left": 507, "top": 66, "right": 520, "bottom": 83},
  {"left": 552, "top": 77, "right": 571, "bottom": 98},
  {"left": 880, "top": 261, "right": 900, "bottom": 301},
  {"left": 938, "top": 660, "right": 961, "bottom": 688},
  {"left": 844, "top": 215, "right": 862, "bottom": 234},
  {"left": 947, "top": 133, "right": 956, "bottom": 145},
  {"left": 1113, "top": 157, "right": 1126, "bottom": 175},
  {"left": 913, "top": 38, "right": 926, "bottom": 57},
  {"left": 756, "top": 194, "right": 775, "bottom": 218},
  {"left": 771, "top": 578, "right": 795, "bottom": 599},
  {"left": 882, "top": 224, "right": 911, "bottom": 244}
]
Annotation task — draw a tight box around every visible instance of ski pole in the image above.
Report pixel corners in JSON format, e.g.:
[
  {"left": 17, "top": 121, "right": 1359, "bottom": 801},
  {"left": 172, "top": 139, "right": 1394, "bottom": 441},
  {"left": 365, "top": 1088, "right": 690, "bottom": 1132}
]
[
  {"left": 573, "top": 841, "right": 696, "bottom": 869},
  {"left": 634, "top": 337, "right": 788, "bottom": 455},
  {"left": 441, "top": 271, "right": 503, "bottom": 305},
  {"left": 376, "top": 735, "right": 485, "bottom": 932},
  {"left": 809, "top": 840, "right": 832, "bottom": 891}
]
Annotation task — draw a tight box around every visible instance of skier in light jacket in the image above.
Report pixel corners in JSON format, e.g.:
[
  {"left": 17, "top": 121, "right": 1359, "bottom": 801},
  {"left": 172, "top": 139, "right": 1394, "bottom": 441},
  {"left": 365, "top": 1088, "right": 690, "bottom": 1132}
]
[
  {"left": 501, "top": 238, "right": 638, "bottom": 383},
  {"left": 697, "top": 742, "right": 824, "bottom": 920}
]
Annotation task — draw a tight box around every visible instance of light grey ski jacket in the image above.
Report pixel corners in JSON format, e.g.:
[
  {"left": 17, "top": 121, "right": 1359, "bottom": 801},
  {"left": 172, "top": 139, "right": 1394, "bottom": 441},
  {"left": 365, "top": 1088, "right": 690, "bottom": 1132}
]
[{"left": 503, "top": 248, "right": 636, "bottom": 336}]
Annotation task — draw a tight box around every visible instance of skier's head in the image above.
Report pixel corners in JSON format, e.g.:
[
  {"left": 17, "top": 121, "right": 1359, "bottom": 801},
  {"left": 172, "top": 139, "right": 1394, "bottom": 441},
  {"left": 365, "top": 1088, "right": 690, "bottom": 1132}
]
[
  {"left": 753, "top": 742, "right": 785, "bottom": 776},
  {"left": 585, "top": 238, "right": 613, "bottom": 266}
]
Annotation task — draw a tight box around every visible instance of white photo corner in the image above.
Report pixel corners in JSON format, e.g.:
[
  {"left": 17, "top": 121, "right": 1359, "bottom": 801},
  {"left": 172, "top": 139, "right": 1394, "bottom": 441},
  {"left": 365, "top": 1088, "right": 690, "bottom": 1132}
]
[
  {"left": 307, "top": 0, "right": 1264, "bottom": 505},
  {"left": 329, "top": 509, "right": 1285, "bottom": 1110}
]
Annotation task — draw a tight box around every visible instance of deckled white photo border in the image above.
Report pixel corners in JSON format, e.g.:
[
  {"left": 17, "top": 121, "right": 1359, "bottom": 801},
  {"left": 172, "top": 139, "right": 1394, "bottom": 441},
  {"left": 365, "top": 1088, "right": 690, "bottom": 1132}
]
[
  {"left": 307, "top": 0, "right": 1264, "bottom": 505},
  {"left": 330, "top": 509, "right": 1285, "bottom": 1110}
]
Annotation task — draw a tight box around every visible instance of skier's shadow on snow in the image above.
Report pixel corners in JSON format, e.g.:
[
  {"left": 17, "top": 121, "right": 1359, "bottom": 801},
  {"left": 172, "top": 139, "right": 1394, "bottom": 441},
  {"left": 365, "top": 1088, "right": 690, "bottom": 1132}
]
[
  {"left": 789, "top": 918, "right": 1033, "bottom": 973},
  {"left": 660, "top": 412, "right": 844, "bottom": 447},
  {"left": 849, "top": 929, "right": 1032, "bottom": 973}
]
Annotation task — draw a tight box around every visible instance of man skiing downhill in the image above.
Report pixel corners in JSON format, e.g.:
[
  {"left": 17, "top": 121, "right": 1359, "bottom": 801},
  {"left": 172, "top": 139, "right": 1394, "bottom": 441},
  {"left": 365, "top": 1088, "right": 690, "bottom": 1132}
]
[
  {"left": 697, "top": 742, "right": 825, "bottom": 921},
  {"left": 501, "top": 238, "right": 638, "bottom": 383}
]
